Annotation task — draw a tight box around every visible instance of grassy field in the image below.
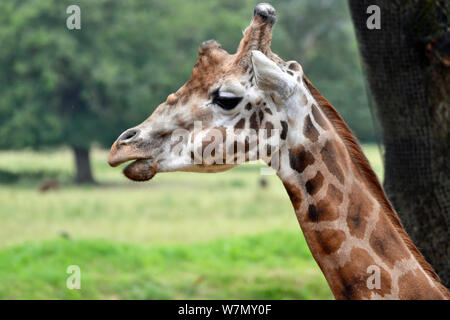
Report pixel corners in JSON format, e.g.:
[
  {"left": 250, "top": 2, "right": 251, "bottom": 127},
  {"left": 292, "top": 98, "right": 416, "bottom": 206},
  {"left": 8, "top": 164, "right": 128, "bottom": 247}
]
[{"left": 0, "top": 145, "right": 383, "bottom": 299}]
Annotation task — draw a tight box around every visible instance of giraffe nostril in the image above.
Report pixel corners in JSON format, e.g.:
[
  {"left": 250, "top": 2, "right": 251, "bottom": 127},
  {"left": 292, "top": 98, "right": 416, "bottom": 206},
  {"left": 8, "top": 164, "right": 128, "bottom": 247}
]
[{"left": 118, "top": 129, "right": 140, "bottom": 144}]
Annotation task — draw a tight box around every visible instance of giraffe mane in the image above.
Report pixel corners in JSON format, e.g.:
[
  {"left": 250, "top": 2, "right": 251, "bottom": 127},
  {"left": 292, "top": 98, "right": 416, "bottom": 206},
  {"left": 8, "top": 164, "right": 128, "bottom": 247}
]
[{"left": 303, "top": 76, "right": 449, "bottom": 296}]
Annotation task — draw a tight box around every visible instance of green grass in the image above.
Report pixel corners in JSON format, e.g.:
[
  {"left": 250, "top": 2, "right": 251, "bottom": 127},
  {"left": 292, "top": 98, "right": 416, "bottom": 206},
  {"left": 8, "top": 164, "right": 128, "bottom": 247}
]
[
  {"left": 0, "top": 232, "right": 331, "bottom": 299},
  {"left": 0, "top": 145, "right": 383, "bottom": 299}
]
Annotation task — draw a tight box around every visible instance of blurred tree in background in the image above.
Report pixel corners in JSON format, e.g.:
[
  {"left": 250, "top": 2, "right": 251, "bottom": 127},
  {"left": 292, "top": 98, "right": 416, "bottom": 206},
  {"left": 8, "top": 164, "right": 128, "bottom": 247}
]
[{"left": 0, "top": 0, "right": 373, "bottom": 183}]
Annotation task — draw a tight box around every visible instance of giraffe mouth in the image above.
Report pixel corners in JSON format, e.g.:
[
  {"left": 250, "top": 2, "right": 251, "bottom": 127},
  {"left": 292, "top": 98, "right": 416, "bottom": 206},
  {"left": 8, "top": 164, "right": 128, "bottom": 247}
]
[
  {"left": 122, "top": 159, "right": 157, "bottom": 181},
  {"left": 108, "top": 140, "right": 157, "bottom": 181}
]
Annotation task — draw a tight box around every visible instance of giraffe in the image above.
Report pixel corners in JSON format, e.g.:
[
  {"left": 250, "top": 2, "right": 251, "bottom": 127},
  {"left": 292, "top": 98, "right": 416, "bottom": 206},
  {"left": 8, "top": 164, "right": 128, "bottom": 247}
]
[{"left": 108, "top": 3, "right": 450, "bottom": 299}]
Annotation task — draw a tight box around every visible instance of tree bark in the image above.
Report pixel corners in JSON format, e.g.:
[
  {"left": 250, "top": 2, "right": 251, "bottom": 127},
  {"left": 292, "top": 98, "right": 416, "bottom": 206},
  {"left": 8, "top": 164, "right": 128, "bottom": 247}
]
[
  {"left": 348, "top": 0, "right": 449, "bottom": 287},
  {"left": 72, "top": 146, "right": 95, "bottom": 184}
]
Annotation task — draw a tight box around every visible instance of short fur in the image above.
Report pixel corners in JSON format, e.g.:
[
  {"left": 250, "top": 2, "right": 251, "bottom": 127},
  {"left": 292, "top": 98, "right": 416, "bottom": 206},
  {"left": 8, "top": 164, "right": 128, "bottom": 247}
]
[{"left": 303, "top": 75, "right": 450, "bottom": 298}]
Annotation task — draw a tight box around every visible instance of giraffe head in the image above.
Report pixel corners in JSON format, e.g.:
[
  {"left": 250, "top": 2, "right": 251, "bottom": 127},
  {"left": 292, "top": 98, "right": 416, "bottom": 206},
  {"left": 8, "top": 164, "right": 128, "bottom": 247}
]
[{"left": 108, "top": 3, "right": 305, "bottom": 181}]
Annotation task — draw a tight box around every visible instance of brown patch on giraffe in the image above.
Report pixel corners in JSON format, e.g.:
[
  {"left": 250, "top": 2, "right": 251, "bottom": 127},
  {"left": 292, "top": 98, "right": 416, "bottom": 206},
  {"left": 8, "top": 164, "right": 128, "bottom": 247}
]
[
  {"left": 346, "top": 183, "right": 373, "bottom": 239},
  {"left": 320, "top": 140, "right": 345, "bottom": 184},
  {"left": 312, "top": 201, "right": 336, "bottom": 222},
  {"left": 327, "top": 183, "right": 344, "bottom": 205},
  {"left": 307, "top": 184, "right": 342, "bottom": 223},
  {"left": 262, "top": 142, "right": 273, "bottom": 157},
  {"left": 313, "top": 229, "right": 346, "bottom": 255},
  {"left": 282, "top": 180, "right": 302, "bottom": 211},
  {"left": 255, "top": 98, "right": 262, "bottom": 105},
  {"left": 303, "top": 114, "right": 319, "bottom": 142},
  {"left": 332, "top": 248, "right": 392, "bottom": 300},
  {"left": 264, "top": 108, "right": 272, "bottom": 115},
  {"left": 288, "top": 62, "right": 301, "bottom": 71},
  {"left": 245, "top": 103, "right": 252, "bottom": 111},
  {"left": 289, "top": 145, "right": 314, "bottom": 174},
  {"left": 307, "top": 204, "right": 319, "bottom": 222},
  {"left": 280, "top": 121, "right": 288, "bottom": 140},
  {"left": 234, "top": 118, "right": 245, "bottom": 130},
  {"left": 311, "top": 104, "right": 328, "bottom": 130},
  {"left": 249, "top": 112, "right": 258, "bottom": 130},
  {"left": 264, "top": 121, "right": 274, "bottom": 138},
  {"left": 258, "top": 110, "right": 264, "bottom": 123},
  {"left": 305, "top": 171, "right": 324, "bottom": 196},
  {"left": 369, "top": 214, "right": 410, "bottom": 268},
  {"left": 398, "top": 270, "right": 446, "bottom": 300}
]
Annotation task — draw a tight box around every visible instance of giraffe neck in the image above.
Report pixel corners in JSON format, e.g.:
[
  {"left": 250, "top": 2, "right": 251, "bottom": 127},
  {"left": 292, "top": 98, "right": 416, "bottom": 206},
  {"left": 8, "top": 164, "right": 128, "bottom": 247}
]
[{"left": 275, "top": 79, "right": 449, "bottom": 300}]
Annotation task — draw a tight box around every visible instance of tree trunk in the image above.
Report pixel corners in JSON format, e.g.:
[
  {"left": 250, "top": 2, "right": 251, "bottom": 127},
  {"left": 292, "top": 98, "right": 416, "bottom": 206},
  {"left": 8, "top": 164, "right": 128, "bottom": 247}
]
[
  {"left": 72, "top": 146, "right": 95, "bottom": 184},
  {"left": 348, "top": 0, "right": 449, "bottom": 287}
]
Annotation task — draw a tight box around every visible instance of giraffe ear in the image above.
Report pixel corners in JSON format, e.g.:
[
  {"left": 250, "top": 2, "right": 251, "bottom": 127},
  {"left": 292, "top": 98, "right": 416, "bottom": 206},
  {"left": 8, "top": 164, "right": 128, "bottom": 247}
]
[{"left": 251, "top": 50, "right": 296, "bottom": 99}]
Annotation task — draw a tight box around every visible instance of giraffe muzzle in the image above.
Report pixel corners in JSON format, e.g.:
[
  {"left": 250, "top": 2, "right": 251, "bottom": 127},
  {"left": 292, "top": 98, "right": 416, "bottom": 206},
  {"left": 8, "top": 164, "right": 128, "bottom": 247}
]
[
  {"left": 108, "top": 129, "right": 158, "bottom": 181},
  {"left": 108, "top": 140, "right": 144, "bottom": 167}
]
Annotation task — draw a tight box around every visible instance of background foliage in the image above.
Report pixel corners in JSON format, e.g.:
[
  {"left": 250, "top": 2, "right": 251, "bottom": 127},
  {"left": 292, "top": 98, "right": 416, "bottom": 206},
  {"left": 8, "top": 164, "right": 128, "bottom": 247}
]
[{"left": 0, "top": 0, "right": 375, "bottom": 153}]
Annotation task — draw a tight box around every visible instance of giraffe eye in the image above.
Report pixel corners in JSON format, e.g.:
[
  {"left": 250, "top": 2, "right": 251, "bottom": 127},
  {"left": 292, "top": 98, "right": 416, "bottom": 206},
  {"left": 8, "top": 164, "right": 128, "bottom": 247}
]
[{"left": 212, "top": 92, "right": 243, "bottom": 110}]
